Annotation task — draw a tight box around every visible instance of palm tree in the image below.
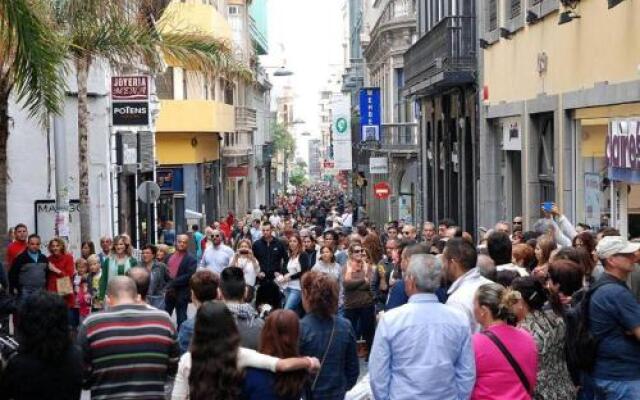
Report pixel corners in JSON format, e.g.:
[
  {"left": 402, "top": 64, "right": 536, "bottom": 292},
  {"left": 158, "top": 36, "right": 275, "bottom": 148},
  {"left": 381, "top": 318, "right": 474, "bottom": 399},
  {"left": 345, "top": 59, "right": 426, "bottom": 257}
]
[
  {"left": 53, "top": 0, "right": 249, "bottom": 242},
  {"left": 0, "top": 0, "right": 65, "bottom": 258}
]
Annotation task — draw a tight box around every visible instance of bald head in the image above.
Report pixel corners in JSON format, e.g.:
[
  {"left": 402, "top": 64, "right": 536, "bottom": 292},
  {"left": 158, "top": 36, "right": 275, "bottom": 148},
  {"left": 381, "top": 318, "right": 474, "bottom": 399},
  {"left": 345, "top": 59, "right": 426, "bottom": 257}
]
[
  {"left": 126, "top": 267, "right": 150, "bottom": 300},
  {"left": 106, "top": 276, "right": 138, "bottom": 304}
]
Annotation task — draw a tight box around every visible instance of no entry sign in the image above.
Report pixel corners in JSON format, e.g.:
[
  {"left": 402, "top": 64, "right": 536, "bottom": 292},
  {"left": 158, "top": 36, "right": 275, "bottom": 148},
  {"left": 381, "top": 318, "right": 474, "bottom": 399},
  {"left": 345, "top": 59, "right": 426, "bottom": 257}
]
[{"left": 373, "top": 181, "right": 391, "bottom": 200}]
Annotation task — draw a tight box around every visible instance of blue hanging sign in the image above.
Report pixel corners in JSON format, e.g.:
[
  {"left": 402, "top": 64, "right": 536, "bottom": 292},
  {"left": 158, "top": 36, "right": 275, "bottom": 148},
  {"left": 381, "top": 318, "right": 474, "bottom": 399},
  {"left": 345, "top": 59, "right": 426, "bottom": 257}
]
[{"left": 359, "top": 87, "right": 381, "bottom": 142}]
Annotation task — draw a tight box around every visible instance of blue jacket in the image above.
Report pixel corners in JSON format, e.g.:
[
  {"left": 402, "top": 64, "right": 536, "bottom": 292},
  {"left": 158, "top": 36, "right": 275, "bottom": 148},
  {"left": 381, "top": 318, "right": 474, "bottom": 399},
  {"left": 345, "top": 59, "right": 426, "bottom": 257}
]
[{"left": 299, "top": 314, "right": 359, "bottom": 400}]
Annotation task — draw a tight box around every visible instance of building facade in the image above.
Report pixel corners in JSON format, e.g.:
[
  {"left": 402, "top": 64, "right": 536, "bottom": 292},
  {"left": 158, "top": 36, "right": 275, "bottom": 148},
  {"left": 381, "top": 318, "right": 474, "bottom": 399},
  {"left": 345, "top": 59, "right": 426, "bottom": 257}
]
[
  {"left": 155, "top": 0, "right": 235, "bottom": 230},
  {"left": 404, "top": 0, "right": 477, "bottom": 233},
  {"left": 360, "top": 0, "right": 419, "bottom": 226},
  {"left": 479, "top": 0, "right": 640, "bottom": 237},
  {"left": 308, "top": 139, "right": 322, "bottom": 183}
]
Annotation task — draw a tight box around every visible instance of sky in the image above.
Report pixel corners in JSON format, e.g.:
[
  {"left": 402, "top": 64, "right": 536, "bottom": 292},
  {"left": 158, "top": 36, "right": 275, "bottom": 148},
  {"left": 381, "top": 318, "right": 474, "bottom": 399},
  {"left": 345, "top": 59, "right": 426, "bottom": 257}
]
[{"left": 261, "top": 0, "right": 345, "bottom": 162}]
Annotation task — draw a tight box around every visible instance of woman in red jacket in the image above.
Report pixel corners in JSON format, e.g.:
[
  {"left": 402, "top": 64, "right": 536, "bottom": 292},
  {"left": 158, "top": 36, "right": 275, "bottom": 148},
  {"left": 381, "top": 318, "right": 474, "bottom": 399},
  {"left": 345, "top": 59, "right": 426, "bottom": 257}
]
[{"left": 46, "top": 237, "right": 76, "bottom": 311}]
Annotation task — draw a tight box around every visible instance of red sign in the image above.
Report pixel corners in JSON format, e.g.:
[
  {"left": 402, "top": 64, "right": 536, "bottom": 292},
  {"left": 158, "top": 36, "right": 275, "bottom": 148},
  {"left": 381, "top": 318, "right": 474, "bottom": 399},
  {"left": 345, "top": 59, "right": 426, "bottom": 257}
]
[
  {"left": 226, "top": 166, "right": 248, "bottom": 178},
  {"left": 373, "top": 181, "right": 391, "bottom": 200},
  {"left": 111, "top": 76, "right": 149, "bottom": 100},
  {"left": 323, "top": 160, "right": 335, "bottom": 169}
]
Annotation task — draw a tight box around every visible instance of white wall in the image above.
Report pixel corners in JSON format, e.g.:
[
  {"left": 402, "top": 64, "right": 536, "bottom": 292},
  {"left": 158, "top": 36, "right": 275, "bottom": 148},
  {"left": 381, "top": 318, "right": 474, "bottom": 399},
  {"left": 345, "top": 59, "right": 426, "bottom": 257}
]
[{"left": 7, "top": 60, "right": 113, "bottom": 252}]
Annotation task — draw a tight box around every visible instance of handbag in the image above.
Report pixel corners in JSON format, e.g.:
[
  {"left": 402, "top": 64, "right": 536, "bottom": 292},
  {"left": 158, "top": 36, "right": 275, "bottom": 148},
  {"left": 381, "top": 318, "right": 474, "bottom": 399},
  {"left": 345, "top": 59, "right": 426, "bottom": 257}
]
[
  {"left": 56, "top": 276, "right": 74, "bottom": 296},
  {"left": 482, "top": 329, "right": 532, "bottom": 395},
  {"left": 306, "top": 317, "right": 337, "bottom": 400}
]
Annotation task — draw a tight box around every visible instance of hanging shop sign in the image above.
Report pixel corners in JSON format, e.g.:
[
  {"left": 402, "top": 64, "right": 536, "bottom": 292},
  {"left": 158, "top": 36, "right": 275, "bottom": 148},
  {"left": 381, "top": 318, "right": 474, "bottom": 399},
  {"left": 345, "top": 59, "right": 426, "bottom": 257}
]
[
  {"left": 359, "top": 87, "right": 381, "bottom": 142},
  {"left": 331, "top": 94, "right": 351, "bottom": 142},
  {"left": 333, "top": 142, "right": 352, "bottom": 171},
  {"left": 111, "top": 75, "right": 150, "bottom": 126},
  {"left": 369, "top": 157, "right": 388, "bottom": 174},
  {"left": 227, "top": 166, "right": 249, "bottom": 178},
  {"left": 373, "top": 181, "right": 391, "bottom": 200},
  {"left": 606, "top": 118, "right": 640, "bottom": 183}
]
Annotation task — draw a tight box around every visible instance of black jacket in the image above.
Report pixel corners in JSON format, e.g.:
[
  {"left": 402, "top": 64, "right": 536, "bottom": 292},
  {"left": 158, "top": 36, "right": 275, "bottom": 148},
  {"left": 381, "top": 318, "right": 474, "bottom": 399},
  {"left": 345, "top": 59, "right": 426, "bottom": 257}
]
[
  {"left": 8, "top": 251, "right": 48, "bottom": 296},
  {"left": 0, "top": 345, "right": 83, "bottom": 400},
  {"left": 252, "top": 237, "right": 288, "bottom": 281},
  {"left": 166, "top": 252, "right": 197, "bottom": 303}
]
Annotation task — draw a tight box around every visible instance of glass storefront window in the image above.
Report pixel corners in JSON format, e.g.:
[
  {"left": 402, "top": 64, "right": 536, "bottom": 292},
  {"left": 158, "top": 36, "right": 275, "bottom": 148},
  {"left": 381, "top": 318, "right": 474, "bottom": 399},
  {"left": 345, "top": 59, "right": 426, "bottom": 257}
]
[{"left": 577, "top": 119, "right": 610, "bottom": 229}]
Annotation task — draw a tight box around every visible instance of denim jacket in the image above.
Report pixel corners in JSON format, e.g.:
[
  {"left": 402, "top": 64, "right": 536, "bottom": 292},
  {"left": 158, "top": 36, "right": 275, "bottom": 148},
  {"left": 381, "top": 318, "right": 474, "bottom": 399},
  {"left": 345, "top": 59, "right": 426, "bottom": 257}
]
[{"left": 300, "top": 313, "right": 359, "bottom": 400}]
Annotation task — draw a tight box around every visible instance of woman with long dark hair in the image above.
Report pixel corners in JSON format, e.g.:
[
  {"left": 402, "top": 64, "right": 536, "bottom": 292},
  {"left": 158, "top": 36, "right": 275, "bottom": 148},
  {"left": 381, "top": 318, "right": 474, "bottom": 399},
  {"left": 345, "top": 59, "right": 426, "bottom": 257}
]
[
  {"left": 171, "top": 302, "right": 318, "bottom": 400},
  {"left": 243, "top": 310, "right": 308, "bottom": 400},
  {"left": 0, "top": 291, "right": 83, "bottom": 399},
  {"left": 511, "top": 276, "right": 576, "bottom": 400}
]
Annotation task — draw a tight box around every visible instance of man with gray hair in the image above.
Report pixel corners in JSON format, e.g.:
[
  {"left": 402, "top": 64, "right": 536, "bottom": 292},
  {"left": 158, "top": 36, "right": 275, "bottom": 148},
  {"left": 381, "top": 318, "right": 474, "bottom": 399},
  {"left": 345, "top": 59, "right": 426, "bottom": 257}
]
[{"left": 369, "top": 254, "right": 475, "bottom": 400}]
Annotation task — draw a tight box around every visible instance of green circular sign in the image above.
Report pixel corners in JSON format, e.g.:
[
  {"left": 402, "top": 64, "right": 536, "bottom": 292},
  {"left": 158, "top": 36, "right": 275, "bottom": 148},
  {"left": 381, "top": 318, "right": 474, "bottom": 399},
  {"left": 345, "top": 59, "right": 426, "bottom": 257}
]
[{"left": 335, "top": 117, "right": 348, "bottom": 134}]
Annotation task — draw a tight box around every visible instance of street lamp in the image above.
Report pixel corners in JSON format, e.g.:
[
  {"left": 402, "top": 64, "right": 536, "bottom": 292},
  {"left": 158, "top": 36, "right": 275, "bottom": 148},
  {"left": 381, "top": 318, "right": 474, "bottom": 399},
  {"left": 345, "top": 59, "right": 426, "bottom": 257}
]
[{"left": 273, "top": 66, "right": 294, "bottom": 77}]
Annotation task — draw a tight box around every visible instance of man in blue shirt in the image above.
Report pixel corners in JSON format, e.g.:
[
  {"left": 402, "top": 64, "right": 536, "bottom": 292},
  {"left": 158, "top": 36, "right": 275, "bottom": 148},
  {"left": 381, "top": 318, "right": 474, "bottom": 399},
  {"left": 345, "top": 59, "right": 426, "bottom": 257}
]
[
  {"left": 369, "top": 253, "right": 475, "bottom": 400},
  {"left": 590, "top": 236, "right": 640, "bottom": 398}
]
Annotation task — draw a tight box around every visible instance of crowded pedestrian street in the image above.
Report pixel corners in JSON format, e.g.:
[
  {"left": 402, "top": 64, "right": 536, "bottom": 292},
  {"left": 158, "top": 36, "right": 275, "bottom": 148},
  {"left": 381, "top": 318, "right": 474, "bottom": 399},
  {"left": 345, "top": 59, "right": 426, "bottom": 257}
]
[{"left": 1, "top": 0, "right": 640, "bottom": 399}]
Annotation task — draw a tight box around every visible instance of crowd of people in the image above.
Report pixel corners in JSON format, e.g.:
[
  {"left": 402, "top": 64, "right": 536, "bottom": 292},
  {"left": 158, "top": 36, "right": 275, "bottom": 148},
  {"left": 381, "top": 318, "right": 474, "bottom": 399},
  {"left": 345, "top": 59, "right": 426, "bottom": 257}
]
[{"left": 0, "top": 184, "right": 638, "bottom": 400}]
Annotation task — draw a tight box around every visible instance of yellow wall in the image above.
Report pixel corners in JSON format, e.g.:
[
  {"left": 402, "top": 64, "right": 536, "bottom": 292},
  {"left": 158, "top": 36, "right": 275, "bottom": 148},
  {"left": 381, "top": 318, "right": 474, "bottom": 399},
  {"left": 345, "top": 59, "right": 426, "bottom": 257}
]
[
  {"left": 156, "top": 132, "right": 220, "bottom": 164},
  {"left": 156, "top": 100, "right": 235, "bottom": 133},
  {"left": 160, "top": 0, "right": 232, "bottom": 41},
  {"left": 484, "top": 0, "right": 640, "bottom": 104}
]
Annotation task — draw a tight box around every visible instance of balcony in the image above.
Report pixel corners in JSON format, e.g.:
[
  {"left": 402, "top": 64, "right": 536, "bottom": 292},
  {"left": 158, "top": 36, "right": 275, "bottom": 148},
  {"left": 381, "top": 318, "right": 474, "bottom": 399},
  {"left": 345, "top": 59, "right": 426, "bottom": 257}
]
[
  {"left": 381, "top": 123, "right": 418, "bottom": 154},
  {"left": 160, "top": 0, "right": 232, "bottom": 41},
  {"left": 156, "top": 100, "right": 235, "bottom": 133},
  {"left": 370, "top": 0, "right": 416, "bottom": 37},
  {"left": 221, "top": 146, "right": 252, "bottom": 158},
  {"left": 404, "top": 16, "right": 476, "bottom": 95},
  {"left": 235, "top": 107, "right": 257, "bottom": 132}
]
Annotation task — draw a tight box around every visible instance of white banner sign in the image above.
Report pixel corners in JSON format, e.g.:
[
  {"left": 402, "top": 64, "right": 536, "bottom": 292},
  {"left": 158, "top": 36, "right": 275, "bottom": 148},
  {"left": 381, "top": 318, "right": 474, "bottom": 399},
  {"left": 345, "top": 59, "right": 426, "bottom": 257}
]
[
  {"left": 334, "top": 143, "right": 352, "bottom": 170},
  {"left": 369, "top": 157, "right": 388, "bottom": 174},
  {"left": 331, "top": 94, "right": 351, "bottom": 143}
]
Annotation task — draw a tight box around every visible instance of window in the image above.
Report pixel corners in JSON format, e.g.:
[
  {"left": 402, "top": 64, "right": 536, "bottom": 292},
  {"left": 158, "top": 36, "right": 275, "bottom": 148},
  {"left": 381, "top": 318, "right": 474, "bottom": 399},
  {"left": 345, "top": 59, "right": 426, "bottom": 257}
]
[
  {"left": 509, "top": 0, "right": 521, "bottom": 19},
  {"left": 182, "top": 69, "right": 188, "bottom": 100},
  {"left": 156, "top": 67, "right": 174, "bottom": 100},
  {"left": 223, "top": 81, "right": 234, "bottom": 105},
  {"left": 228, "top": 6, "right": 238, "bottom": 15},
  {"left": 487, "top": 0, "right": 498, "bottom": 31}
]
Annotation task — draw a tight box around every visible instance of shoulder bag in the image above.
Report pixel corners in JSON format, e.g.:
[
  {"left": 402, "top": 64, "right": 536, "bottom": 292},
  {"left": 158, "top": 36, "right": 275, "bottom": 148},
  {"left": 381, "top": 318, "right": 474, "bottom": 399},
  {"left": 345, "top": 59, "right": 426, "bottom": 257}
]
[{"left": 482, "top": 329, "right": 532, "bottom": 395}]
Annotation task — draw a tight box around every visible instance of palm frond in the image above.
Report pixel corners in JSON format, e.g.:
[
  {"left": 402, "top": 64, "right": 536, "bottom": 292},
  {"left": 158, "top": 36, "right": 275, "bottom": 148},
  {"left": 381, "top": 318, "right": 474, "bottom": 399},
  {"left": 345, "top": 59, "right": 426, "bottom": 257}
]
[
  {"left": 0, "top": 0, "right": 66, "bottom": 118},
  {"left": 158, "top": 32, "right": 252, "bottom": 82}
]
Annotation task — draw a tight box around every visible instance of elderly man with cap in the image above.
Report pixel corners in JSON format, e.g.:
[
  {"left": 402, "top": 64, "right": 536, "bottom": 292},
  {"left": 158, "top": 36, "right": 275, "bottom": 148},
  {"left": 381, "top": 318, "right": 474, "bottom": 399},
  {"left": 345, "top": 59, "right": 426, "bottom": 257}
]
[{"left": 587, "top": 236, "right": 640, "bottom": 398}]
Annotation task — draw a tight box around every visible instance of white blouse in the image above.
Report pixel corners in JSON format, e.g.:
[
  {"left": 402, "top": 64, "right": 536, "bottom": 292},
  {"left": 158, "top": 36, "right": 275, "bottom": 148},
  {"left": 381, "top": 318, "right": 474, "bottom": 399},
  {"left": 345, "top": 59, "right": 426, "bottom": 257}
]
[{"left": 171, "top": 347, "right": 279, "bottom": 400}]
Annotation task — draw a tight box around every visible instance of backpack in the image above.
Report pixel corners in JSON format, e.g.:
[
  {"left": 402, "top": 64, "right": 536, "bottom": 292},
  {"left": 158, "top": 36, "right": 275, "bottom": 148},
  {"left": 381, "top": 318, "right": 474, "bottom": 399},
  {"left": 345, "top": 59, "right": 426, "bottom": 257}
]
[{"left": 565, "top": 279, "right": 628, "bottom": 373}]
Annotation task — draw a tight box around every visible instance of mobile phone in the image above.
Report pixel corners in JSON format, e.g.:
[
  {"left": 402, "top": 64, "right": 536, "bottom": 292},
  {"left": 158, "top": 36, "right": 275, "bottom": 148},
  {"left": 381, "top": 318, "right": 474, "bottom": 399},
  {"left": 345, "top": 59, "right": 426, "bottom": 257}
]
[{"left": 541, "top": 201, "right": 554, "bottom": 213}]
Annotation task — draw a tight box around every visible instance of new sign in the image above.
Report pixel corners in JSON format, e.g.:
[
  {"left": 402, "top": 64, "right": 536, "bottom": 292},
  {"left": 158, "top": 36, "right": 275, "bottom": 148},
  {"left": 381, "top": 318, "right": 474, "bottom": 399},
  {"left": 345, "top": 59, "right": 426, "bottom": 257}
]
[
  {"left": 606, "top": 118, "right": 640, "bottom": 183},
  {"left": 111, "top": 75, "right": 149, "bottom": 127},
  {"left": 369, "top": 157, "right": 388, "bottom": 174},
  {"left": 359, "top": 87, "right": 381, "bottom": 142}
]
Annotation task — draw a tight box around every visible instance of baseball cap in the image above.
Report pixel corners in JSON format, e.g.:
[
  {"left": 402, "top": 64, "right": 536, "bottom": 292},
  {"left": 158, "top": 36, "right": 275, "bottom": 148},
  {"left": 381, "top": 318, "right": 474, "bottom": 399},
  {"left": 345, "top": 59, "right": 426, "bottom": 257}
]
[{"left": 596, "top": 236, "right": 640, "bottom": 259}]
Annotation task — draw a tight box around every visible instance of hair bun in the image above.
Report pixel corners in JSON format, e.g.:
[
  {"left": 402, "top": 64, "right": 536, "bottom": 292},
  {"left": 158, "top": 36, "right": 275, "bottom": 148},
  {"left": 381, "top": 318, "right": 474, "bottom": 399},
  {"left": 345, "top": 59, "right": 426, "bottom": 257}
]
[{"left": 499, "top": 288, "right": 522, "bottom": 309}]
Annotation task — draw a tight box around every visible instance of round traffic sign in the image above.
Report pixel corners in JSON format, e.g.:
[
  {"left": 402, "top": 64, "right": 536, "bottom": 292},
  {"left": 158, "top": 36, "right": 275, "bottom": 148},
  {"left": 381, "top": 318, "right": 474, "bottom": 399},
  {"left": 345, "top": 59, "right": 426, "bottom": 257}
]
[
  {"left": 137, "top": 180, "right": 161, "bottom": 203},
  {"left": 373, "top": 181, "right": 391, "bottom": 200}
]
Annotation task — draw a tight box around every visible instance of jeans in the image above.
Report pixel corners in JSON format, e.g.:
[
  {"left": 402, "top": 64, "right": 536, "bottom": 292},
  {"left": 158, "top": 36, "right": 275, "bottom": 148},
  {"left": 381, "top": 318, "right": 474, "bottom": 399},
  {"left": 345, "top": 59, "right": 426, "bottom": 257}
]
[
  {"left": 592, "top": 378, "right": 640, "bottom": 400},
  {"left": 284, "top": 288, "right": 302, "bottom": 313},
  {"left": 344, "top": 304, "right": 375, "bottom": 354},
  {"left": 165, "top": 297, "right": 188, "bottom": 329}
]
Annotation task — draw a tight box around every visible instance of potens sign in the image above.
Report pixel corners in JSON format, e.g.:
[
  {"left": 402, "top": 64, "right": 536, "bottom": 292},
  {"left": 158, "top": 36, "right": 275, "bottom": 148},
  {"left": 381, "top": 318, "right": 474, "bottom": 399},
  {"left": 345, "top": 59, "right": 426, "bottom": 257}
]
[
  {"left": 112, "top": 102, "right": 149, "bottom": 126},
  {"left": 111, "top": 75, "right": 149, "bottom": 127}
]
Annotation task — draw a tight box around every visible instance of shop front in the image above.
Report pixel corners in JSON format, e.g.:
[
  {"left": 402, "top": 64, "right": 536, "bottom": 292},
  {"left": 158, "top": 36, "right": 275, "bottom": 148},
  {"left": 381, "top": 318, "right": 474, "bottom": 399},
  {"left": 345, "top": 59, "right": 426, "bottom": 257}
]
[{"left": 575, "top": 110, "right": 640, "bottom": 238}]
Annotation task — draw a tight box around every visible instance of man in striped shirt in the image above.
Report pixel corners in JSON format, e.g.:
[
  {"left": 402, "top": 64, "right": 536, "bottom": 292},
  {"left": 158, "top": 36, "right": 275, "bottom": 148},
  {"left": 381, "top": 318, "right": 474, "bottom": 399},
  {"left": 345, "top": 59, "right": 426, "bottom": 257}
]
[{"left": 78, "top": 276, "right": 179, "bottom": 400}]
